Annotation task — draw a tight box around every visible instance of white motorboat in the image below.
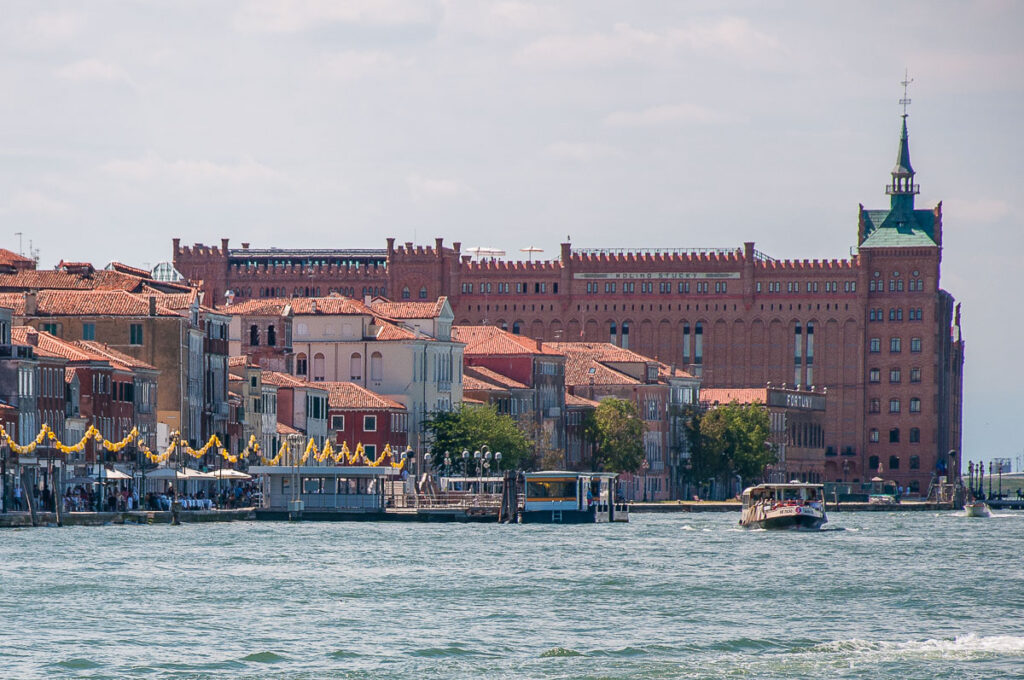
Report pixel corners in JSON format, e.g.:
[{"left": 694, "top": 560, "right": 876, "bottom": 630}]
[
  {"left": 964, "top": 501, "right": 991, "bottom": 518},
  {"left": 739, "top": 482, "right": 827, "bottom": 530}
]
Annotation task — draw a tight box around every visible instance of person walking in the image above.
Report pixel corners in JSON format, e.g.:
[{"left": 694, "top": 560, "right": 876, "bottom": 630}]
[{"left": 13, "top": 483, "right": 22, "bottom": 511}]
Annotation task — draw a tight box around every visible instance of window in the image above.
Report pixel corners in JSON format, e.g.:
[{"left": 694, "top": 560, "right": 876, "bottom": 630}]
[
  {"left": 331, "top": 415, "right": 345, "bottom": 431},
  {"left": 296, "top": 353, "right": 308, "bottom": 376},
  {"left": 512, "top": 322, "right": 521, "bottom": 335},
  {"left": 889, "top": 428, "right": 900, "bottom": 443},
  {"left": 82, "top": 323, "right": 95, "bottom": 341},
  {"left": 869, "top": 368, "right": 880, "bottom": 383},
  {"left": 694, "top": 322, "right": 704, "bottom": 365},
  {"left": 910, "top": 337, "right": 922, "bottom": 353},
  {"left": 889, "top": 368, "right": 901, "bottom": 383},
  {"left": 889, "top": 308, "right": 903, "bottom": 321},
  {"left": 350, "top": 353, "right": 362, "bottom": 381},
  {"left": 129, "top": 324, "right": 143, "bottom": 345},
  {"left": 267, "top": 325, "right": 276, "bottom": 346},
  {"left": 401, "top": 287, "right": 410, "bottom": 299},
  {"left": 623, "top": 282, "right": 635, "bottom": 294},
  {"left": 370, "top": 352, "right": 383, "bottom": 381},
  {"left": 363, "top": 415, "right": 377, "bottom": 432},
  {"left": 364, "top": 444, "right": 377, "bottom": 458},
  {"left": 313, "top": 353, "right": 325, "bottom": 382},
  {"left": 889, "top": 398, "right": 901, "bottom": 414},
  {"left": 869, "top": 338, "right": 881, "bottom": 353},
  {"left": 419, "top": 287, "right": 428, "bottom": 299},
  {"left": 909, "top": 397, "right": 921, "bottom": 413},
  {"left": 609, "top": 321, "right": 617, "bottom": 344},
  {"left": 869, "top": 455, "right": 880, "bottom": 471},
  {"left": 889, "top": 455, "right": 900, "bottom": 470},
  {"left": 910, "top": 429, "right": 920, "bottom": 444},
  {"left": 910, "top": 368, "right": 921, "bottom": 383},
  {"left": 621, "top": 321, "right": 630, "bottom": 349},
  {"left": 869, "top": 428, "right": 879, "bottom": 443},
  {"left": 249, "top": 324, "right": 260, "bottom": 346},
  {"left": 869, "top": 398, "right": 880, "bottom": 413},
  {"left": 889, "top": 337, "right": 901, "bottom": 353}
]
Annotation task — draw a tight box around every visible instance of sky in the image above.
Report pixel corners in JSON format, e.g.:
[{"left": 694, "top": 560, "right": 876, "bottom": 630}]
[{"left": 0, "top": 1, "right": 1021, "bottom": 463}]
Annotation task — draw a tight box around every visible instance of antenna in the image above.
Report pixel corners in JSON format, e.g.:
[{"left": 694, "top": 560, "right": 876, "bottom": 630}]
[
  {"left": 900, "top": 69, "right": 914, "bottom": 118},
  {"left": 14, "top": 232, "right": 23, "bottom": 255}
]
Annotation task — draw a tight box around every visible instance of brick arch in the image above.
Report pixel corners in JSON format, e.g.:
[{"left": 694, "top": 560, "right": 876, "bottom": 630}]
[
  {"left": 604, "top": 318, "right": 617, "bottom": 344},
  {"left": 657, "top": 319, "right": 672, "bottom": 363},
  {"left": 621, "top": 318, "right": 635, "bottom": 350},
  {"left": 495, "top": 318, "right": 508, "bottom": 331},
  {"left": 530, "top": 319, "right": 544, "bottom": 339},
  {"left": 767, "top": 318, "right": 785, "bottom": 384},
  {"left": 549, "top": 319, "right": 564, "bottom": 341},
  {"left": 512, "top": 319, "right": 525, "bottom": 335},
  {"left": 566, "top": 319, "right": 581, "bottom": 340},
  {"left": 639, "top": 319, "right": 655, "bottom": 357},
  {"left": 585, "top": 319, "right": 599, "bottom": 341},
  {"left": 823, "top": 318, "right": 840, "bottom": 386},
  {"left": 731, "top": 319, "right": 746, "bottom": 386}
]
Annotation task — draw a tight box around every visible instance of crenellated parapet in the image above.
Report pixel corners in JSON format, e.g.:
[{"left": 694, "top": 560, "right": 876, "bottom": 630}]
[
  {"left": 229, "top": 261, "right": 386, "bottom": 280},
  {"left": 755, "top": 258, "right": 856, "bottom": 272},
  {"left": 460, "top": 259, "right": 563, "bottom": 274}
]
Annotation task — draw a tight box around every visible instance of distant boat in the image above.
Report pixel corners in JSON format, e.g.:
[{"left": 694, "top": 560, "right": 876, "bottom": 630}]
[
  {"left": 739, "top": 482, "right": 827, "bottom": 530},
  {"left": 964, "top": 501, "right": 992, "bottom": 518}
]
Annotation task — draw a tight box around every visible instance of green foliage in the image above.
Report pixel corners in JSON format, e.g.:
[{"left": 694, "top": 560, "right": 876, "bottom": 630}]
[
  {"left": 424, "top": 405, "right": 534, "bottom": 471},
  {"left": 583, "top": 398, "right": 647, "bottom": 473},
  {"left": 687, "top": 401, "right": 775, "bottom": 489}
]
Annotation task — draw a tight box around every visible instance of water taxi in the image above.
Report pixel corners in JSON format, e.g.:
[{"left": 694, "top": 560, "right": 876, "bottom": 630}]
[
  {"left": 964, "top": 500, "right": 992, "bottom": 518},
  {"left": 739, "top": 482, "right": 827, "bottom": 530},
  {"left": 520, "top": 471, "right": 628, "bottom": 523}
]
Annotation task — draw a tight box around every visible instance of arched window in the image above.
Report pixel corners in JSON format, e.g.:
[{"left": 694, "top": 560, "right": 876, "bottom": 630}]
[
  {"left": 350, "top": 353, "right": 362, "bottom": 381},
  {"left": 909, "top": 427, "right": 920, "bottom": 443},
  {"left": 401, "top": 287, "right": 410, "bottom": 300},
  {"left": 909, "top": 455, "right": 920, "bottom": 469},
  {"left": 512, "top": 321, "right": 521, "bottom": 335},
  {"left": 249, "top": 324, "right": 260, "bottom": 346},
  {"left": 869, "top": 428, "right": 879, "bottom": 443},
  {"left": 609, "top": 321, "right": 617, "bottom": 344},
  {"left": 370, "top": 352, "right": 383, "bottom": 381},
  {"left": 419, "top": 287, "right": 428, "bottom": 299},
  {"left": 869, "top": 455, "right": 879, "bottom": 472},
  {"left": 267, "top": 324, "right": 276, "bottom": 347},
  {"left": 909, "top": 397, "right": 921, "bottom": 413},
  {"left": 694, "top": 322, "right": 704, "bottom": 364},
  {"left": 889, "top": 455, "right": 900, "bottom": 470},
  {"left": 889, "top": 428, "right": 900, "bottom": 443},
  {"left": 621, "top": 321, "right": 630, "bottom": 349},
  {"left": 295, "top": 353, "right": 308, "bottom": 376}
]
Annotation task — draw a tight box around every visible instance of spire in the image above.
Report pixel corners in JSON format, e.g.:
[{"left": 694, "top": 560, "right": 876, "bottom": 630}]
[{"left": 885, "top": 71, "right": 920, "bottom": 209}]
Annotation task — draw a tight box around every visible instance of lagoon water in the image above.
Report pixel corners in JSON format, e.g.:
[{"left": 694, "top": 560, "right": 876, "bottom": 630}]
[{"left": 2, "top": 511, "right": 1024, "bottom": 679}]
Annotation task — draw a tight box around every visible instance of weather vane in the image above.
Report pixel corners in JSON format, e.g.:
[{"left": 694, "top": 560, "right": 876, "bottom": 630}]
[{"left": 900, "top": 69, "right": 913, "bottom": 118}]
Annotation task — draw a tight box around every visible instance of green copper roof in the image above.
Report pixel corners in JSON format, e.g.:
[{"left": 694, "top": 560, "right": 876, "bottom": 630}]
[
  {"left": 860, "top": 221, "right": 936, "bottom": 248},
  {"left": 892, "top": 116, "right": 914, "bottom": 176}
]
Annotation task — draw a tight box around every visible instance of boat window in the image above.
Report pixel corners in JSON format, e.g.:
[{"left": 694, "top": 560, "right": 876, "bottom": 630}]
[{"left": 526, "top": 480, "right": 577, "bottom": 500}]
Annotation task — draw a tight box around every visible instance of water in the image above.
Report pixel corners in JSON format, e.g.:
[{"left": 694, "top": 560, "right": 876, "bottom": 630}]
[{"left": 2, "top": 512, "right": 1024, "bottom": 679}]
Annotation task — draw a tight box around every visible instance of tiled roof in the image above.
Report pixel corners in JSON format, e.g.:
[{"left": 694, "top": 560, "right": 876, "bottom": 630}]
[
  {"left": 462, "top": 373, "right": 506, "bottom": 392},
  {"left": 276, "top": 421, "right": 299, "bottom": 435},
  {"left": 0, "top": 249, "right": 34, "bottom": 267},
  {"left": 370, "top": 297, "right": 447, "bottom": 319},
  {"left": 228, "top": 355, "right": 257, "bottom": 368},
  {"left": 12, "top": 326, "right": 102, "bottom": 363},
  {"left": 453, "top": 325, "right": 560, "bottom": 356},
  {"left": 0, "top": 269, "right": 164, "bottom": 293},
  {"left": 223, "top": 296, "right": 373, "bottom": 316},
  {"left": 0, "top": 290, "right": 181, "bottom": 317},
  {"left": 699, "top": 388, "right": 768, "bottom": 405},
  {"left": 546, "top": 341, "right": 651, "bottom": 364},
  {"left": 565, "top": 392, "right": 601, "bottom": 408},
  {"left": 148, "top": 291, "right": 201, "bottom": 310},
  {"left": 462, "top": 396, "right": 487, "bottom": 405},
  {"left": 464, "top": 365, "right": 528, "bottom": 390},
  {"left": 260, "top": 370, "right": 308, "bottom": 388},
  {"left": 562, "top": 354, "right": 639, "bottom": 387},
  {"left": 321, "top": 381, "right": 405, "bottom": 410},
  {"left": 374, "top": 322, "right": 419, "bottom": 341},
  {"left": 76, "top": 341, "right": 157, "bottom": 371},
  {"left": 657, "top": 362, "right": 696, "bottom": 380}
]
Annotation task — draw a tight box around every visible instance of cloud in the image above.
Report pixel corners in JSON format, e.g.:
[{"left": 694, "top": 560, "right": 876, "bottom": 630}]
[
  {"left": 1, "top": 190, "right": 72, "bottom": 217},
  {"left": 55, "top": 59, "right": 133, "bottom": 86},
  {"left": 407, "top": 173, "right": 470, "bottom": 201},
  {"left": 320, "top": 50, "right": 415, "bottom": 80},
  {"left": 100, "top": 155, "right": 287, "bottom": 187},
  {"left": 604, "top": 103, "right": 742, "bottom": 127},
  {"left": 546, "top": 141, "right": 621, "bottom": 162},
  {"left": 232, "top": 0, "right": 440, "bottom": 33},
  {"left": 520, "top": 18, "right": 782, "bottom": 67}
]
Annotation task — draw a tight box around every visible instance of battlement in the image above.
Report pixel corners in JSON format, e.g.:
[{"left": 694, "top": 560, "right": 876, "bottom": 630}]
[
  {"left": 756, "top": 258, "right": 856, "bottom": 271},
  {"left": 230, "top": 261, "right": 386, "bottom": 280},
  {"left": 460, "top": 258, "right": 563, "bottom": 273},
  {"left": 173, "top": 238, "right": 231, "bottom": 259},
  {"left": 387, "top": 237, "right": 459, "bottom": 261}
]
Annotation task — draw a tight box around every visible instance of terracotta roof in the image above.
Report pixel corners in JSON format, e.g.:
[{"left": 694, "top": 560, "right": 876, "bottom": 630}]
[
  {"left": 374, "top": 322, "right": 419, "bottom": 341},
  {"left": 228, "top": 355, "right": 257, "bottom": 368},
  {"left": 657, "top": 362, "right": 697, "bottom": 380},
  {"left": 260, "top": 370, "right": 308, "bottom": 388},
  {"left": 453, "top": 325, "right": 560, "bottom": 356},
  {"left": 546, "top": 341, "right": 652, "bottom": 364},
  {"left": 464, "top": 365, "right": 528, "bottom": 390},
  {"left": 12, "top": 326, "right": 103, "bottom": 363},
  {"left": 223, "top": 296, "right": 373, "bottom": 317},
  {"left": 148, "top": 291, "right": 201, "bottom": 310},
  {"left": 106, "top": 262, "right": 152, "bottom": 278},
  {"left": 321, "top": 381, "right": 405, "bottom": 411},
  {"left": 0, "top": 268, "right": 167, "bottom": 292},
  {"left": 0, "top": 249, "right": 34, "bottom": 267},
  {"left": 0, "top": 290, "right": 180, "bottom": 317},
  {"left": 699, "top": 388, "right": 768, "bottom": 406},
  {"left": 565, "top": 392, "right": 601, "bottom": 408},
  {"left": 462, "top": 396, "right": 487, "bottom": 405},
  {"left": 276, "top": 421, "right": 299, "bottom": 435},
  {"left": 76, "top": 341, "right": 157, "bottom": 371},
  {"left": 462, "top": 373, "right": 505, "bottom": 392},
  {"left": 370, "top": 297, "right": 447, "bottom": 319},
  {"left": 562, "top": 354, "right": 639, "bottom": 387}
]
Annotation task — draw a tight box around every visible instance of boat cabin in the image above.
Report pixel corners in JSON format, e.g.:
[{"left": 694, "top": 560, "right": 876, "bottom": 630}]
[
  {"left": 521, "top": 471, "right": 627, "bottom": 523},
  {"left": 741, "top": 482, "right": 824, "bottom": 508},
  {"left": 248, "top": 465, "right": 401, "bottom": 513}
]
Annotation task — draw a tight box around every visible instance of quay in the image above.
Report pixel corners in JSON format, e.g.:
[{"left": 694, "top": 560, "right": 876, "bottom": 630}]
[{"left": 0, "top": 508, "right": 254, "bottom": 528}]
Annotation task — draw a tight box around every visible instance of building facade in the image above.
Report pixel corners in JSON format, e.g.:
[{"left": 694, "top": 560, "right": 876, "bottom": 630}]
[{"left": 173, "top": 115, "right": 964, "bottom": 492}]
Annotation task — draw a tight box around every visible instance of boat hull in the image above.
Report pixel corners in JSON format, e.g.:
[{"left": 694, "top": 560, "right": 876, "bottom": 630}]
[
  {"left": 964, "top": 503, "right": 991, "bottom": 518},
  {"left": 750, "top": 513, "right": 827, "bottom": 530}
]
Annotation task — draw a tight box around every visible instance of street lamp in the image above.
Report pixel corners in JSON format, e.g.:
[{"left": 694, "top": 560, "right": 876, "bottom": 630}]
[
  {"left": 494, "top": 451, "right": 502, "bottom": 472},
  {"left": 641, "top": 459, "right": 650, "bottom": 502},
  {"left": 443, "top": 451, "right": 451, "bottom": 478},
  {"left": 462, "top": 450, "right": 469, "bottom": 489},
  {"left": 423, "top": 451, "right": 432, "bottom": 476}
]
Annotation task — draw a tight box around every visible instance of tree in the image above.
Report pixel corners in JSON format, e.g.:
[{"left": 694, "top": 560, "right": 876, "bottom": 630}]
[
  {"left": 424, "top": 405, "right": 534, "bottom": 472},
  {"left": 583, "top": 398, "right": 646, "bottom": 473},
  {"left": 689, "top": 401, "right": 775, "bottom": 493}
]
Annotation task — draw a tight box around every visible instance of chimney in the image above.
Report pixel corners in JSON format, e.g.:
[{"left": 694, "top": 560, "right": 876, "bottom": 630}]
[
  {"left": 172, "top": 237, "right": 181, "bottom": 253},
  {"left": 25, "top": 329, "right": 38, "bottom": 346},
  {"left": 148, "top": 295, "right": 157, "bottom": 316},
  {"left": 241, "top": 242, "right": 250, "bottom": 250},
  {"left": 535, "top": 338, "right": 543, "bottom": 351},
  {"left": 24, "top": 290, "right": 37, "bottom": 316},
  {"left": 311, "top": 300, "right": 318, "bottom": 314},
  {"left": 364, "top": 294, "right": 372, "bottom": 306},
  {"left": 220, "top": 238, "right": 229, "bottom": 253}
]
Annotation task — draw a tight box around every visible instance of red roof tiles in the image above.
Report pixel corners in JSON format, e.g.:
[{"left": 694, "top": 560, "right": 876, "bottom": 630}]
[
  {"left": 321, "top": 382, "right": 405, "bottom": 411},
  {"left": 699, "top": 388, "right": 768, "bottom": 405},
  {"left": 463, "top": 365, "right": 528, "bottom": 390},
  {"left": 453, "top": 325, "right": 560, "bottom": 356},
  {"left": 370, "top": 297, "right": 447, "bottom": 319},
  {"left": 0, "top": 290, "right": 180, "bottom": 317}
]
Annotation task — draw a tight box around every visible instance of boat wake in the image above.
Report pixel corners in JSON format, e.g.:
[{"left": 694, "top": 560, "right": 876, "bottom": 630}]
[{"left": 810, "top": 633, "right": 1024, "bottom": 660}]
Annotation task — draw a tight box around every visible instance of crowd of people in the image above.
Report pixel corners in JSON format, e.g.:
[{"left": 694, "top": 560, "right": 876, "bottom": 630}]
[{"left": 2, "top": 479, "right": 264, "bottom": 514}]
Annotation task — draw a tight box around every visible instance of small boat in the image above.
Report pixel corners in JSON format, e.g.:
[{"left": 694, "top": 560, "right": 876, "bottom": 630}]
[
  {"left": 964, "top": 501, "right": 991, "bottom": 518},
  {"left": 739, "top": 482, "right": 827, "bottom": 530}
]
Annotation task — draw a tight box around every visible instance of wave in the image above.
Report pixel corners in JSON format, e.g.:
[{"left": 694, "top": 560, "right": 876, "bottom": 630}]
[
  {"left": 49, "top": 658, "right": 102, "bottom": 670},
  {"left": 812, "top": 634, "right": 1024, "bottom": 659},
  {"left": 240, "top": 651, "right": 289, "bottom": 663},
  {"left": 540, "top": 647, "right": 582, "bottom": 657}
]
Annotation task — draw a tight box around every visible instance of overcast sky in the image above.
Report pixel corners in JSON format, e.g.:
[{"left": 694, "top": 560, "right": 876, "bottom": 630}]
[{"left": 1, "top": 1, "right": 1021, "bottom": 462}]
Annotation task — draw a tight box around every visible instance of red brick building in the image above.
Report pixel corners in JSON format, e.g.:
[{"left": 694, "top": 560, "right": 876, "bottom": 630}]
[
  {"left": 173, "top": 114, "right": 964, "bottom": 493},
  {"left": 322, "top": 381, "right": 408, "bottom": 460}
]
